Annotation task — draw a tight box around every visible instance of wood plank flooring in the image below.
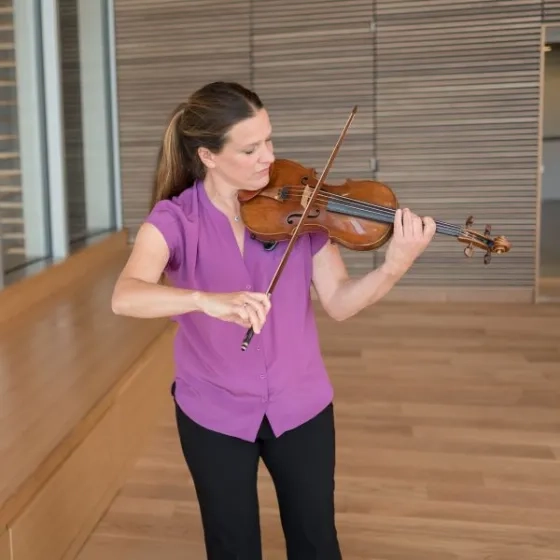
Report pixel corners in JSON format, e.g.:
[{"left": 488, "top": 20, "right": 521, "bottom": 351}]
[{"left": 76, "top": 300, "right": 560, "bottom": 560}]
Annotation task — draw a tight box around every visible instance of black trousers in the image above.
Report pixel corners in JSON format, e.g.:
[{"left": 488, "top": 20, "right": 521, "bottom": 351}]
[{"left": 173, "top": 390, "right": 342, "bottom": 560}]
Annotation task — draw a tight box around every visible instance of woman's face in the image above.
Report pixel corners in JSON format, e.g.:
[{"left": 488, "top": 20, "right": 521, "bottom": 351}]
[{"left": 199, "top": 108, "right": 275, "bottom": 192}]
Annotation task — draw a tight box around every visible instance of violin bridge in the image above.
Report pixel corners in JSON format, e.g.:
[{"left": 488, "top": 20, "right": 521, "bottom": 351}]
[{"left": 300, "top": 185, "right": 313, "bottom": 208}]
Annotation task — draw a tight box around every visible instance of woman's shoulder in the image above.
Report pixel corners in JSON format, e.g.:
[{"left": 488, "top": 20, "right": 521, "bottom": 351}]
[
  {"left": 145, "top": 183, "right": 202, "bottom": 232},
  {"left": 143, "top": 185, "right": 199, "bottom": 272},
  {"left": 150, "top": 184, "right": 197, "bottom": 217}
]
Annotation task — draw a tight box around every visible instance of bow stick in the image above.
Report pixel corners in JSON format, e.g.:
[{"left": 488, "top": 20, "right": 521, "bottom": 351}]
[{"left": 241, "top": 105, "right": 358, "bottom": 351}]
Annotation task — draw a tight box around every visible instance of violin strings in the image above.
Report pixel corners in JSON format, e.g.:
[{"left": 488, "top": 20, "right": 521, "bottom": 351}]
[
  {"left": 282, "top": 186, "right": 464, "bottom": 235},
  {"left": 276, "top": 188, "right": 478, "bottom": 240},
  {"left": 277, "top": 193, "right": 476, "bottom": 240},
  {"left": 293, "top": 187, "right": 465, "bottom": 234},
  {"left": 281, "top": 193, "right": 464, "bottom": 237}
]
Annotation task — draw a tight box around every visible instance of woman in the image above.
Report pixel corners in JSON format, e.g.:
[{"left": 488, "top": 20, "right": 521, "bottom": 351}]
[{"left": 111, "top": 81, "right": 435, "bottom": 559}]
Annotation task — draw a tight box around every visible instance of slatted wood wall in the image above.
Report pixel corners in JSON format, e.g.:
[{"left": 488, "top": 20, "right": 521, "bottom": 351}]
[
  {"left": 544, "top": 0, "right": 560, "bottom": 21},
  {"left": 113, "top": 0, "right": 559, "bottom": 297},
  {"left": 374, "top": 0, "right": 541, "bottom": 289},
  {"left": 113, "top": 0, "right": 250, "bottom": 237},
  {"left": 251, "top": 0, "right": 375, "bottom": 277},
  {"left": 0, "top": 1, "right": 22, "bottom": 272}
]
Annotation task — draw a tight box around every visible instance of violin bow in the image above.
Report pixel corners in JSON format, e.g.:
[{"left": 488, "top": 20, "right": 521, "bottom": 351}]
[{"left": 241, "top": 105, "right": 358, "bottom": 351}]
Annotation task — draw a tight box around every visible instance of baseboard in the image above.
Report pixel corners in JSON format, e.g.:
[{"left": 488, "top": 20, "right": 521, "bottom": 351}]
[
  {"left": 5, "top": 325, "right": 176, "bottom": 560},
  {"left": 311, "top": 285, "right": 535, "bottom": 304},
  {"left": 380, "top": 286, "right": 535, "bottom": 303}
]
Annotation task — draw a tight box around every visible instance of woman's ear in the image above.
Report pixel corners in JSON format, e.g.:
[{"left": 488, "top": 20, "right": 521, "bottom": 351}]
[{"left": 198, "top": 147, "right": 216, "bottom": 169}]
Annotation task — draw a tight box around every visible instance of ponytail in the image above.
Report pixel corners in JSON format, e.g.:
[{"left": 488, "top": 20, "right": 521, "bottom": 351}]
[{"left": 150, "top": 104, "right": 198, "bottom": 210}]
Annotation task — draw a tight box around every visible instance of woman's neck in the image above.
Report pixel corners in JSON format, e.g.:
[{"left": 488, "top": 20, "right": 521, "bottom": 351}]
[{"left": 204, "top": 174, "right": 240, "bottom": 220}]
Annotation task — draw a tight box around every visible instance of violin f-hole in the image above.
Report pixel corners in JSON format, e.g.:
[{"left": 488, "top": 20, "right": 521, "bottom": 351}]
[{"left": 286, "top": 207, "right": 321, "bottom": 225}]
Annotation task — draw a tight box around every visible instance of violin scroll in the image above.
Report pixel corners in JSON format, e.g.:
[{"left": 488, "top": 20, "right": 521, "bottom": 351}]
[{"left": 459, "top": 215, "right": 511, "bottom": 265}]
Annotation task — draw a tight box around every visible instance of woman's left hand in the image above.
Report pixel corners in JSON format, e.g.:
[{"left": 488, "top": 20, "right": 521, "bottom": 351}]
[{"left": 383, "top": 208, "right": 436, "bottom": 277}]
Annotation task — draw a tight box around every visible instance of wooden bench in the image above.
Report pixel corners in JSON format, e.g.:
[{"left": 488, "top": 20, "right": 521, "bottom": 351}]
[{"left": 0, "top": 230, "right": 176, "bottom": 560}]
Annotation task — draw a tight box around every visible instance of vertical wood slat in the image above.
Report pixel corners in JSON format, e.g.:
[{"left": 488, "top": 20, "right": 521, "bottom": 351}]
[
  {"left": 113, "top": 0, "right": 251, "bottom": 235},
  {"left": 0, "top": 2, "right": 24, "bottom": 271},
  {"left": 375, "top": 0, "right": 541, "bottom": 287},
  {"left": 544, "top": 0, "right": 560, "bottom": 22},
  {"left": 252, "top": 0, "right": 375, "bottom": 277}
]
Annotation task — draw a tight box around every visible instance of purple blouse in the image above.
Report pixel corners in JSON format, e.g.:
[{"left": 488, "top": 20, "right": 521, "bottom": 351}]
[{"left": 145, "top": 179, "right": 333, "bottom": 442}]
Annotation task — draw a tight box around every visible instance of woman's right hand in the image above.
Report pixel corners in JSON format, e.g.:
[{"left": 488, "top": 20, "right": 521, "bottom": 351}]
[{"left": 197, "top": 291, "right": 271, "bottom": 333}]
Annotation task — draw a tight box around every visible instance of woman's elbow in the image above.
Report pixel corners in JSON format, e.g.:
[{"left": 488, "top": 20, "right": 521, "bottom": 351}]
[
  {"left": 111, "top": 281, "right": 130, "bottom": 315},
  {"left": 329, "top": 308, "right": 354, "bottom": 322},
  {"left": 111, "top": 291, "right": 125, "bottom": 315},
  {"left": 322, "top": 301, "right": 354, "bottom": 322}
]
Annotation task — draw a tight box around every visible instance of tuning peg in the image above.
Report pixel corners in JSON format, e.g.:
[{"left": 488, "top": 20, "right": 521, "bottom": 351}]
[
  {"left": 482, "top": 224, "right": 493, "bottom": 264},
  {"left": 463, "top": 215, "right": 475, "bottom": 257}
]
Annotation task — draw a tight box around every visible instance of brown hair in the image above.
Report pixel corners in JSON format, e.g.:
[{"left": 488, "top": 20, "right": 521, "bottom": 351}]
[{"left": 150, "top": 81, "right": 264, "bottom": 209}]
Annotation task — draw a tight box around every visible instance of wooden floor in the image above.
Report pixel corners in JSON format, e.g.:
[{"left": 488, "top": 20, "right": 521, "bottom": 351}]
[{"left": 76, "top": 299, "right": 560, "bottom": 560}]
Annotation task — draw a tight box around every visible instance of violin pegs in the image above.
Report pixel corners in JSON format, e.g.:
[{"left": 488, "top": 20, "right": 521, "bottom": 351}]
[
  {"left": 465, "top": 215, "right": 474, "bottom": 229},
  {"left": 464, "top": 243, "right": 474, "bottom": 258},
  {"left": 484, "top": 224, "right": 492, "bottom": 237},
  {"left": 484, "top": 251, "right": 492, "bottom": 265}
]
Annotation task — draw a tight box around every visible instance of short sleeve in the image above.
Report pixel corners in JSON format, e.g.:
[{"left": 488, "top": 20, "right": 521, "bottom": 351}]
[
  {"left": 144, "top": 200, "right": 185, "bottom": 272},
  {"left": 309, "top": 230, "right": 330, "bottom": 256}
]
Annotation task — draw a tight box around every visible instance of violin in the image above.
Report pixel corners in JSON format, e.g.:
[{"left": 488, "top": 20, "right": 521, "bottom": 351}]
[
  {"left": 238, "top": 158, "right": 511, "bottom": 260},
  {"left": 239, "top": 106, "right": 511, "bottom": 350}
]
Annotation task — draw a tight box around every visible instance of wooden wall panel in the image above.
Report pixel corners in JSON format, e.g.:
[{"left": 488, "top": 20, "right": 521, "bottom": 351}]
[
  {"left": 544, "top": 0, "right": 560, "bottom": 22},
  {"left": 375, "top": 0, "right": 541, "bottom": 287},
  {"left": 0, "top": 1, "right": 23, "bottom": 272},
  {"left": 252, "top": 0, "right": 375, "bottom": 277},
  {"left": 113, "top": 0, "right": 251, "bottom": 235},
  {"left": 114, "top": 0, "right": 551, "bottom": 293}
]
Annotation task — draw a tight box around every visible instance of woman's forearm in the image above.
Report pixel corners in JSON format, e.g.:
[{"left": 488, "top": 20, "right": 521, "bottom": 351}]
[
  {"left": 327, "top": 261, "right": 404, "bottom": 321},
  {"left": 324, "top": 209, "right": 437, "bottom": 321},
  {"left": 111, "top": 277, "right": 203, "bottom": 318}
]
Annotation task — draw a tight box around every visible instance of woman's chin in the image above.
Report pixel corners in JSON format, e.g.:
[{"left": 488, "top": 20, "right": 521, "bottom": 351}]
[{"left": 243, "top": 174, "right": 270, "bottom": 190}]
